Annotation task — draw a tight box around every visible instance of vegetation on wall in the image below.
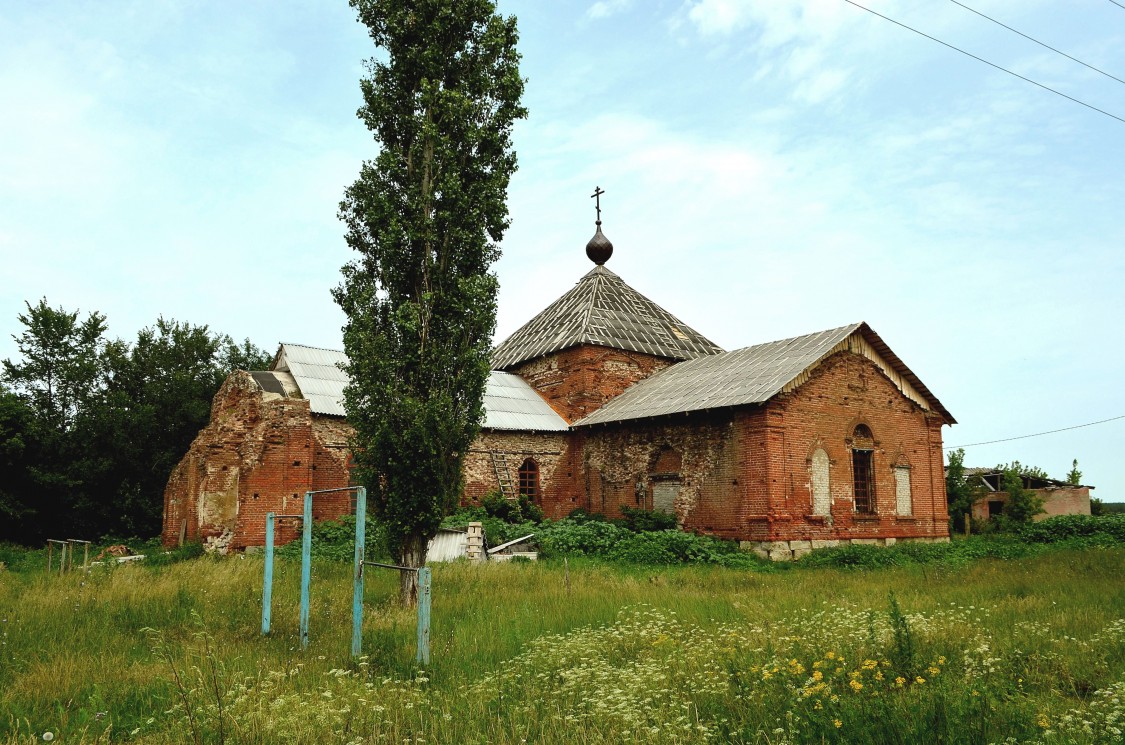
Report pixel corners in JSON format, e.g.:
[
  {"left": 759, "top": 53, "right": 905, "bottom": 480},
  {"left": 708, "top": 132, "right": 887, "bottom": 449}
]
[{"left": 0, "top": 298, "right": 271, "bottom": 543}]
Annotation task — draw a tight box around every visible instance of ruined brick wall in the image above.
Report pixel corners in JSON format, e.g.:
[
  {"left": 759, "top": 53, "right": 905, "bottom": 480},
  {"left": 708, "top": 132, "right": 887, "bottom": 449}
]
[
  {"left": 758, "top": 350, "right": 950, "bottom": 548},
  {"left": 463, "top": 430, "right": 581, "bottom": 517},
  {"left": 971, "top": 486, "right": 1091, "bottom": 522},
  {"left": 579, "top": 413, "right": 741, "bottom": 535},
  {"left": 511, "top": 345, "right": 673, "bottom": 422},
  {"left": 161, "top": 371, "right": 353, "bottom": 552}
]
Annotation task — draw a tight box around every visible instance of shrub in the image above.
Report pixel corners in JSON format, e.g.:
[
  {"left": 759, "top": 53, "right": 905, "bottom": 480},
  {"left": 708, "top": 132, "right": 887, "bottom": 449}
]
[
  {"left": 619, "top": 506, "right": 677, "bottom": 533},
  {"left": 538, "top": 519, "right": 630, "bottom": 557},
  {"left": 1018, "top": 514, "right": 1125, "bottom": 543},
  {"left": 275, "top": 515, "right": 389, "bottom": 562}
]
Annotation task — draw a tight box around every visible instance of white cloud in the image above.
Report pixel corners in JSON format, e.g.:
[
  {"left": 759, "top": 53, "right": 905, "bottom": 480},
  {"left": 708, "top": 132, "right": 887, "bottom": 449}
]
[{"left": 586, "top": 0, "right": 632, "bottom": 21}]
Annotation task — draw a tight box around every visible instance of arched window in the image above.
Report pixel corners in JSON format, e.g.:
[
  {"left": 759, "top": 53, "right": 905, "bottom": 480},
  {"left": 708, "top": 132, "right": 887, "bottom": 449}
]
[
  {"left": 518, "top": 458, "right": 540, "bottom": 501},
  {"left": 851, "top": 424, "right": 875, "bottom": 513},
  {"left": 811, "top": 448, "right": 831, "bottom": 516}
]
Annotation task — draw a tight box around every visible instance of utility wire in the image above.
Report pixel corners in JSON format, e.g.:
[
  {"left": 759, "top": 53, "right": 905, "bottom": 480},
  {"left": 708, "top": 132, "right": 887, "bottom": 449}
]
[
  {"left": 944, "top": 414, "right": 1125, "bottom": 450},
  {"left": 1107, "top": 0, "right": 1125, "bottom": 11},
  {"left": 950, "top": 0, "right": 1125, "bottom": 86},
  {"left": 843, "top": 0, "right": 1125, "bottom": 125}
]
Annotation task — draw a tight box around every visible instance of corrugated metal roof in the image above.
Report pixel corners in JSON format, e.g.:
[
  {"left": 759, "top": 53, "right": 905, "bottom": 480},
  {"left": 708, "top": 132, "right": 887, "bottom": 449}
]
[
  {"left": 574, "top": 323, "right": 954, "bottom": 426},
  {"left": 482, "top": 371, "right": 569, "bottom": 431},
  {"left": 273, "top": 344, "right": 350, "bottom": 417},
  {"left": 490, "top": 265, "right": 723, "bottom": 370},
  {"left": 270, "top": 344, "right": 568, "bottom": 431}
]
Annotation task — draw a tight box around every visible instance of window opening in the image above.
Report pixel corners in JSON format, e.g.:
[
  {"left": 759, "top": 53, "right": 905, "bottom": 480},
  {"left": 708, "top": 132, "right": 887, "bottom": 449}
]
[
  {"left": 853, "top": 449, "right": 875, "bottom": 513},
  {"left": 518, "top": 458, "right": 540, "bottom": 501}
]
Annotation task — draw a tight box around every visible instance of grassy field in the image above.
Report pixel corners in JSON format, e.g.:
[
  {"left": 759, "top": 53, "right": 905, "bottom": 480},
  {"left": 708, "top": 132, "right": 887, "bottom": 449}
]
[{"left": 2, "top": 547, "right": 1124, "bottom": 744}]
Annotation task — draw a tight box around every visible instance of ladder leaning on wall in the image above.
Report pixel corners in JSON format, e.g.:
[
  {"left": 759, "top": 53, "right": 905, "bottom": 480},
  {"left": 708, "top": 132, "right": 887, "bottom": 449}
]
[{"left": 490, "top": 452, "right": 515, "bottom": 499}]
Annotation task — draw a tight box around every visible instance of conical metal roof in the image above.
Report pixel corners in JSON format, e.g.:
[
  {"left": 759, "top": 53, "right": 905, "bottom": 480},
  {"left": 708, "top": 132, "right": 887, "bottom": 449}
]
[{"left": 491, "top": 265, "right": 723, "bottom": 370}]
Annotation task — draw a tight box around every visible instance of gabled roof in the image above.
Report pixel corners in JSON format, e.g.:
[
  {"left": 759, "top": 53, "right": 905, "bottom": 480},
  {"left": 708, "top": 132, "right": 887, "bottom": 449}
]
[
  {"left": 269, "top": 343, "right": 568, "bottom": 431},
  {"left": 574, "top": 322, "right": 955, "bottom": 427},
  {"left": 490, "top": 265, "right": 723, "bottom": 370}
]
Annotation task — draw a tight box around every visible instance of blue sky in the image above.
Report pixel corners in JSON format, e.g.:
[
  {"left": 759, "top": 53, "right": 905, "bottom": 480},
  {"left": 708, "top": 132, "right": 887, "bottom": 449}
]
[{"left": 2, "top": 0, "right": 1123, "bottom": 499}]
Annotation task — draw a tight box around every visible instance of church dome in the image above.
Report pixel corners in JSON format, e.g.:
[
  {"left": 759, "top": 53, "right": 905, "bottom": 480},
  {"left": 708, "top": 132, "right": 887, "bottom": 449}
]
[{"left": 586, "top": 223, "right": 613, "bottom": 265}]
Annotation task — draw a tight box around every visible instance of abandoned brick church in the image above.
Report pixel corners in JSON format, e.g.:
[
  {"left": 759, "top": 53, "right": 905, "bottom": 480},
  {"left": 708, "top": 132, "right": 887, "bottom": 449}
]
[{"left": 162, "top": 215, "right": 955, "bottom": 559}]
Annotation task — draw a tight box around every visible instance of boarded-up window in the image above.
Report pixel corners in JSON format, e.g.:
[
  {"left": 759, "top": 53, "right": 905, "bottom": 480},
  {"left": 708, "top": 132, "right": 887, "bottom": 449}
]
[
  {"left": 811, "top": 448, "right": 830, "bottom": 516},
  {"left": 652, "top": 482, "right": 680, "bottom": 514},
  {"left": 895, "top": 466, "right": 912, "bottom": 516}
]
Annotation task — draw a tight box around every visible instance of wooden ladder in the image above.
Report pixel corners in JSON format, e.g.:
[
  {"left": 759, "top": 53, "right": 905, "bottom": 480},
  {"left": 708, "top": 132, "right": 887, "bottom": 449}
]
[{"left": 490, "top": 452, "right": 515, "bottom": 499}]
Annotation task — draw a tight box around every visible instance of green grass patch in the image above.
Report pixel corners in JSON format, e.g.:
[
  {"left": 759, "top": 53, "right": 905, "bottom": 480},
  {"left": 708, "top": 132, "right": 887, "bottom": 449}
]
[{"left": 2, "top": 544, "right": 1124, "bottom": 743}]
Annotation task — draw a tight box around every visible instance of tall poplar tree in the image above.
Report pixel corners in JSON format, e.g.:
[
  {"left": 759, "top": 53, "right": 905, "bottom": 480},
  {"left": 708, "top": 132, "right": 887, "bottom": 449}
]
[{"left": 334, "top": 0, "right": 525, "bottom": 603}]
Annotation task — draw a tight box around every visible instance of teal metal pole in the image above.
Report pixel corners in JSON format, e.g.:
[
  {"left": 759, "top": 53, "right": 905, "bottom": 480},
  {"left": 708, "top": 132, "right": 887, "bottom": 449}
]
[
  {"left": 299, "top": 492, "right": 312, "bottom": 650},
  {"left": 262, "top": 513, "right": 275, "bottom": 635},
  {"left": 351, "top": 487, "right": 366, "bottom": 658},
  {"left": 416, "top": 567, "right": 431, "bottom": 666}
]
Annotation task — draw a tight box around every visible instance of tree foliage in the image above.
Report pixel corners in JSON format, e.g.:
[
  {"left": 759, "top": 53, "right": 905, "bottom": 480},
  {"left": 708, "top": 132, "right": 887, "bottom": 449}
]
[
  {"left": 334, "top": 0, "right": 525, "bottom": 603},
  {"left": 0, "top": 299, "right": 271, "bottom": 543},
  {"left": 1066, "top": 458, "right": 1083, "bottom": 486},
  {"left": 1000, "top": 467, "right": 1045, "bottom": 525},
  {"left": 945, "top": 448, "right": 982, "bottom": 533}
]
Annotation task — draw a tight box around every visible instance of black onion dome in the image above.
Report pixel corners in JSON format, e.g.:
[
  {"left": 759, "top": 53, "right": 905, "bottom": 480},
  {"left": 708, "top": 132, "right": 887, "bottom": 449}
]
[{"left": 585, "top": 223, "right": 613, "bottom": 265}]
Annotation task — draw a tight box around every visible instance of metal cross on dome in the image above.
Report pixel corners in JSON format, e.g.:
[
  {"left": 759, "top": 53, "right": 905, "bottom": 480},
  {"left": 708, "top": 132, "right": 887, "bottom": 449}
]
[{"left": 591, "top": 186, "right": 605, "bottom": 223}]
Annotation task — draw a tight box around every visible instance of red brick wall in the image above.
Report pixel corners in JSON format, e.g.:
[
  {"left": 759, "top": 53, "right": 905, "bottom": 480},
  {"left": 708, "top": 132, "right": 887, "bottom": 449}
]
[
  {"left": 161, "top": 372, "right": 353, "bottom": 551},
  {"left": 569, "top": 350, "right": 950, "bottom": 545},
  {"left": 463, "top": 430, "right": 581, "bottom": 517},
  {"left": 972, "top": 486, "right": 1091, "bottom": 521},
  {"left": 511, "top": 345, "right": 673, "bottom": 422},
  {"left": 760, "top": 350, "right": 949, "bottom": 543}
]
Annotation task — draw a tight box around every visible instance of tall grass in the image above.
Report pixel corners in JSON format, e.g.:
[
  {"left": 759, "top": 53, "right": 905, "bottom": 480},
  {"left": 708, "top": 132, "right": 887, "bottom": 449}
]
[{"left": 2, "top": 548, "right": 1124, "bottom": 743}]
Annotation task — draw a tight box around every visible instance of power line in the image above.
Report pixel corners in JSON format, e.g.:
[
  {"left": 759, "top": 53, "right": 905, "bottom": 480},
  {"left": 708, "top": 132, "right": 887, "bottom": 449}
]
[
  {"left": 944, "top": 414, "right": 1125, "bottom": 450},
  {"left": 842, "top": 0, "right": 1125, "bottom": 126},
  {"left": 950, "top": 0, "right": 1125, "bottom": 87},
  {"left": 1107, "top": 0, "right": 1125, "bottom": 11}
]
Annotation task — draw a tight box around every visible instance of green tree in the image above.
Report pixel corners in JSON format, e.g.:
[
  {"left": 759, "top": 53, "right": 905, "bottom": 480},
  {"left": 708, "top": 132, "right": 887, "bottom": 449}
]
[
  {"left": 335, "top": 0, "right": 526, "bottom": 603},
  {"left": 2, "top": 301, "right": 271, "bottom": 542},
  {"left": 1000, "top": 467, "right": 1044, "bottom": 525},
  {"left": 1066, "top": 458, "right": 1082, "bottom": 486},
  {"left": 2, "top": 298, "right": 107, "bottom": 431},
  {"left": 945, "top": 448, "right": 982, "bottom": 533},
  {"left": 0, "top": 389, "right": 40, "bottom": 541}
]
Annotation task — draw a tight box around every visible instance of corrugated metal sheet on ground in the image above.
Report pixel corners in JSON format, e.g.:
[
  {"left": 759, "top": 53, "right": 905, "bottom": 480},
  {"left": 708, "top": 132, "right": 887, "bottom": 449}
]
[{"left": 271, "top": 343, "right": 568, "bottom": 431}]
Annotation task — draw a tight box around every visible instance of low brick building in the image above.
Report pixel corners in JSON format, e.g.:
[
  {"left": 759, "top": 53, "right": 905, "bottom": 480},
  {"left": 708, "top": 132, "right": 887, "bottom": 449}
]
[
  {"left": 163, "top": 220, "right": 956, "bottom": 558},
  {"left": 962, "top": 468, "right": 1093, "bottom": 523}
]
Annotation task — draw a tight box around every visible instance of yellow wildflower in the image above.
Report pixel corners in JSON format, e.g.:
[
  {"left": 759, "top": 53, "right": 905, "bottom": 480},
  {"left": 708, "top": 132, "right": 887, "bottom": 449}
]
[
  {"left": 812, "top": 670, "right": 823, "bottom": 682},
  {"left": 814, "top": 701, "right": 823, "bottom": 710},
  {"left": 826, "top": 651, "right": 836, "bottom": 660},
  {"left": 849, "top": 679, "right": 864, "bottom": 692},
  {"left": 927, "top": 666, "right": 941, "bottom": 676},
  {"left": 895, "top": 677, "right": 906, "bottom": 687},
  {"left": 1037, "top": 714, "right": 1050, "bottom": 729},
  {"left": 915, "top": 676, "right": 926, "bottom": 684},
  {"left": 862, "top": 659, "right": 878, "bottom": 670},
  {"left": 834, "top": 719, "right": 843, "bottom": 729},
  {"left": 874, "top": 671, "right": 884, "bottom": 681},
  {"left": 813, "top": 660, "right": 822, "bottom": 669},
  {"left": 938, "top": 656, "right": 946, "bottom": 665}
]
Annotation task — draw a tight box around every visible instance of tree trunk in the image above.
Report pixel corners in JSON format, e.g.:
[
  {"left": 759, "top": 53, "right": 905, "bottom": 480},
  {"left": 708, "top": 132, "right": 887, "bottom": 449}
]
[{"left": 398, "top": 531, "right": 427, "bottom": 607}]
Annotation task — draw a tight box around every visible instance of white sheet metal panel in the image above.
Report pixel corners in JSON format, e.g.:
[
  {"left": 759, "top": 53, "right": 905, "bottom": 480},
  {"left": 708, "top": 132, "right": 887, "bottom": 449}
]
[
  {"left": 483, "top": 371, "right": 569, "bottom": 431},
  {"left": 271, "top": 344, "right": 568, "bottom": 431},
  {"left": 427, "top": 529, "right": 468, "bottom": 562}
]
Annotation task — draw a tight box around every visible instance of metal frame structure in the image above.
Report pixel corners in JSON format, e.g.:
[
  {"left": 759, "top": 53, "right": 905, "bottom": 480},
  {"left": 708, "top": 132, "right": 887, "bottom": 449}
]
[{"left": 260, "top": 486, "right": 431, "bottom": 665}]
